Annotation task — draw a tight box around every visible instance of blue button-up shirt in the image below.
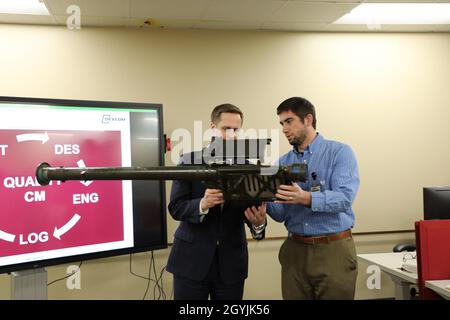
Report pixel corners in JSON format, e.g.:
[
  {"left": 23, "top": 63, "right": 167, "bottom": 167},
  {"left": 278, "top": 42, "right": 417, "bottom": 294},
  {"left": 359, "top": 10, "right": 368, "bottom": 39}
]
[{"left": 267, "top": 133, "right": 360, "bottom": 236}]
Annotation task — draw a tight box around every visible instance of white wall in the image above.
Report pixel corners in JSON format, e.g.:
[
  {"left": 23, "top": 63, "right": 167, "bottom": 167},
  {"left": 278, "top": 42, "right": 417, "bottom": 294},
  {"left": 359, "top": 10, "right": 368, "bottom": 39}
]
[{"left": 0, "top": 25, "right": 448, "bottom": 299}]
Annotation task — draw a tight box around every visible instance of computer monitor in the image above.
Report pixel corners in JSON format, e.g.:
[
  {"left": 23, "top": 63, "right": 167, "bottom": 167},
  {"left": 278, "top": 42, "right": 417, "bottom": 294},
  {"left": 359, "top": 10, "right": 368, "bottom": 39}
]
[
  {"left": 423, "top": 187, "right": 450, "bottom": 220},
  {"left": 0, "top": 96, "right": 167, "bottom": 274}
]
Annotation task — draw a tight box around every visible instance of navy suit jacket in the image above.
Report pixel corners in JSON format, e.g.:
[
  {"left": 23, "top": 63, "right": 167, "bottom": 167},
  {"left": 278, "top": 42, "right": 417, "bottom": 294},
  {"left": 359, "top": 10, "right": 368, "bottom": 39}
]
[{"left": 166, "top": 151, "right": 265, "bottom": 284}]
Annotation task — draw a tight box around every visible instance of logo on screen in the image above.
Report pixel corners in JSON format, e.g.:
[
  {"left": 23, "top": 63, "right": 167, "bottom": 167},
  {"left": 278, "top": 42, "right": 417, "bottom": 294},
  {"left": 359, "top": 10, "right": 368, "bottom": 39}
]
[
  {"left": 102, "top": 115, "right": 126, "bottom": 124},
  {"left": 102, "top": 115, "right": 111, "bottom": 124}
]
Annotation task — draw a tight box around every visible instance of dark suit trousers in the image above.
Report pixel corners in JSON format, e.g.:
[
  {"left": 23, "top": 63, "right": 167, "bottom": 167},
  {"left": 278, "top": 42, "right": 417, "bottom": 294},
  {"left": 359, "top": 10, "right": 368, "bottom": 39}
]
[{"left": 173, "top": 246, "right": 245, "bottom": 300}]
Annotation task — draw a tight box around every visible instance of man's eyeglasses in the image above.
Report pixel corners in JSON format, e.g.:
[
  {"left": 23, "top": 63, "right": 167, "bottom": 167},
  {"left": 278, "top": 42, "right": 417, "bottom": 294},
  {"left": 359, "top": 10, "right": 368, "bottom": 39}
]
[{"left": 402, "top": 252, "right": 416, "bottom": 263}]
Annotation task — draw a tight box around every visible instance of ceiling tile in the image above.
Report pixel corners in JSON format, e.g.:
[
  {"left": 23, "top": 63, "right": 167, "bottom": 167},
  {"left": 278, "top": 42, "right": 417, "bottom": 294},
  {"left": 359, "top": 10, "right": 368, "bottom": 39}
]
[
  {"left": 364, "top": 0, "right": 444, "bottom": 2},
  {"left": 129, "top": 18, "right": 198, "bottom": 29},
  {"left": 44, "top": 0, "right": 81, "bottom": 15},
  {"left": 0, "top": 13, "right": 56, "bottom": 25},
  {"left": 195, "top": 19, "right": 263, "bottom": 30},
  {"left": 53, "top": 15, "right": 131, "bottom": 27},
  {"left": 286, "top": 0, "right": 360, "bottom": 2},
  {"left": 320, "top": 23, "right": 387, "bottom": 32},
  {"left": 261, "top": 21, "right": 326, "bottom": 31},
  {"left": 3, "top": 0, "right": 449, "bottom": 32},
  {"left": 381, "top": 24, "right": 447, "bottom": 32},
  {"left": 269, "top": 2, "right": 359, "bottom": 23},
  {"left": 204, "top": 0, "right": 283, "bottom": 21},
  {"left": 45, "top": 0, "right": 130, "bottom": 17},
  {"left": 437, "top": 24, "right": 450, "bottom": 31},
  {"left": 130, "top": 0, "right": 209, "bottom": 20}
]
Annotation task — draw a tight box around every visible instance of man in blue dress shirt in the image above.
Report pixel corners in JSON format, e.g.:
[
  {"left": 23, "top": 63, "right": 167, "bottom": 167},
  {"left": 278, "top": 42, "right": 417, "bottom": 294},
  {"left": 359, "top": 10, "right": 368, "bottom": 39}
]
[{"left": 266, "top": 97, "right": 360, "bottom": 299}]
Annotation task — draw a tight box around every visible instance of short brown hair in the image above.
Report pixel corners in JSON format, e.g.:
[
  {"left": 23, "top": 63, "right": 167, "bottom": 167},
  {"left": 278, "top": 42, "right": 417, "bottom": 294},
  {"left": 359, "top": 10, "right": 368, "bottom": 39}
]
[
  {"left": 277, "top": 97, "right": 316, "bottom": 129},
  {"left": 211, "top": 103, "right": 243, "bottom": 124}
]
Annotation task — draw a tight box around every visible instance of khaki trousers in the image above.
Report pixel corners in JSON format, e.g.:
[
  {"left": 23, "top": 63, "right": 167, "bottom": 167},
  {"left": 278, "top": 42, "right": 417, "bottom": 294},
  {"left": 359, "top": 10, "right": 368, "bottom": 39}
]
[{"left": 279, "top": 236, "right": 358, "bottom": 300}]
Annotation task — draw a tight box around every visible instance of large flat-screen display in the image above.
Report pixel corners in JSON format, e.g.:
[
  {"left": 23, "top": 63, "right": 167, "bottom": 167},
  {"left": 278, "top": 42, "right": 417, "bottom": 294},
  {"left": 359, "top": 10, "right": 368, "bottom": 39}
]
[
  {"left": 423, "top": 187, "right": 450, "bottom": 220},
  {"left": 0, "top": 96, "right": 167, "bottom": 273}
]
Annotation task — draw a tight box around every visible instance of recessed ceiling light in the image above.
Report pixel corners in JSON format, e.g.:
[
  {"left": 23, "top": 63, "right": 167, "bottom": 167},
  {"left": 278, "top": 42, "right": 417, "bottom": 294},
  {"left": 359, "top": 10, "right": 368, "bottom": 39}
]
[
  {"left": 0, "top": 0, "right": 49, "bottom": 15},
  {"left": 334, "top": 3, "right": 450, "bottom": 25}
]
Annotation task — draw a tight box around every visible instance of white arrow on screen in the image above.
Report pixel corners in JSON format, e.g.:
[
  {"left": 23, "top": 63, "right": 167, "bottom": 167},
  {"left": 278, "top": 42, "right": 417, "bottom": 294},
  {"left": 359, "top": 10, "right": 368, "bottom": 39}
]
[
  {"left": 0, "top": 230, "right": 16, "bottom": 243},
  {"left": 16, "top": 132, "right": 50, "bottom": 144},
  {"left": 53, "top": 214, "right": 81, "bottom": 240},
  {"left": 77, "top": 159, "right": 93, "bottom": 187}
]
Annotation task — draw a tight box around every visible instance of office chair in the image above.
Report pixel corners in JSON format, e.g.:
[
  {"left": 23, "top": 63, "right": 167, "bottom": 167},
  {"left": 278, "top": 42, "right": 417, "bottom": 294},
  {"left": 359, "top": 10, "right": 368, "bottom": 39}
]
[
  {"left": 415, "top": 219, "right": 450, "bottom": 299},
  {"left": 392, "top": 243, "right": 416, "bottom": 252}
]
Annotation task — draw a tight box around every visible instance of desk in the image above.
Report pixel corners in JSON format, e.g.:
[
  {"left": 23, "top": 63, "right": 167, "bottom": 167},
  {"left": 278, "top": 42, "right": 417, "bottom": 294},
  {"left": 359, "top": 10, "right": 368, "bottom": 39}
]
[
  {"left": 425, "top": 280, "right": 450, "bottom": 300},
  {"left": 357, "top": 252, "right": 417, "bottom": 300}
]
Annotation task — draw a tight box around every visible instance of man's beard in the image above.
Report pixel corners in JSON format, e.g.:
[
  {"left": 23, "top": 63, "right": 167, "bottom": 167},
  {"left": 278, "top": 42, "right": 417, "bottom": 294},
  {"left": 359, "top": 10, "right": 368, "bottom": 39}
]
[{"left": 289, "top": 132, "right": 307, "bottom": 146}]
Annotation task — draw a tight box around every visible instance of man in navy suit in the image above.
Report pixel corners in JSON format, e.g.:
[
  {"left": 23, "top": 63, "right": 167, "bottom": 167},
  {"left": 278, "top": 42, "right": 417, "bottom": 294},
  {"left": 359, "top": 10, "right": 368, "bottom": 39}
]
[{"left": 166, "top": 103, "right": 267, "bottom": 300}]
